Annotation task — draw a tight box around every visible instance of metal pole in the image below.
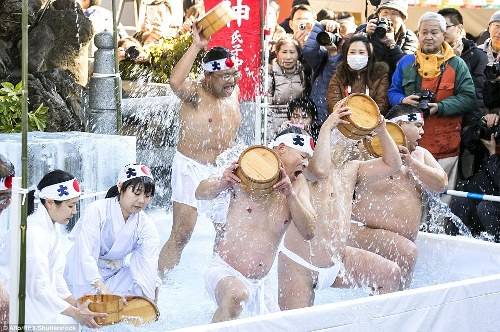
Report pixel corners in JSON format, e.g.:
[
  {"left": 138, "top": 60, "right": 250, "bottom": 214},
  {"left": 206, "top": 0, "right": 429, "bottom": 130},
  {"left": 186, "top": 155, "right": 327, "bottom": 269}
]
[
  {"left": 111, "top": 0, "right": 122, "bottom": 132},
  {"left": 19, "top": 0, "right": 29, "bottom": 325},
  {"left": 443, "top": 190, "right": 500, "bottom": 203}
]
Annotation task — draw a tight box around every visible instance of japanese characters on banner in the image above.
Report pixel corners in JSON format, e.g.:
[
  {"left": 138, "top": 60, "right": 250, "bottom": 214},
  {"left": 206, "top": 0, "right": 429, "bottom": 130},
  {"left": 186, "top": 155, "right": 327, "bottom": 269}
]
[{"left": 205, "top": 0, "right": 263, "bottom": 101}]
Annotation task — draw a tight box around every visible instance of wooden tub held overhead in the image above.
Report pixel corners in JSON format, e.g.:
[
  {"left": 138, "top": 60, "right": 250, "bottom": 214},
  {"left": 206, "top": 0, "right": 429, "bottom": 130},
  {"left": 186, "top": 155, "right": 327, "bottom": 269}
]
[
  {"left": 335, "top": 93, "right": 380, "bottom": 140},
  {"left": 236, "top": 145, "right": 280, "bottom": 195},
  {"left": 364, "top": 121, "right": 407, "bottom": 157},
  {"left": 196, "top": 1, "right": 236, "bottom": 39}
]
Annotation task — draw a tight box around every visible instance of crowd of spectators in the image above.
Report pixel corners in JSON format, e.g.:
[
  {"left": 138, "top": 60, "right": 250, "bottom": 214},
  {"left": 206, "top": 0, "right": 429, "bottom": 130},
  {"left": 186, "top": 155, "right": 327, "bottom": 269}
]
[
  {"left": 77, "top": 0, "right": 500, "bottom": 241},
  {"left": 263, "top": 0, "right": 500, "bottom": 241}
]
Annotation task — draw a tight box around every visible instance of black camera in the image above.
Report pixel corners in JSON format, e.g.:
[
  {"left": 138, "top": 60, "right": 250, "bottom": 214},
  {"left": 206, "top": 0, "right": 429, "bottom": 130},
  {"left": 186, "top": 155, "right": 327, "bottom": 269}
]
[
  {"left": 484, "top": 62, "right": 500, "bottom": 81},
  {"left": 125, "top": 46, "right": 140, "bottom": 61},
  {"left": 479, "top": 119, "right": 500, "bottom": 143},
  {"left": 316, "top": 30, "right": 342, "bottom": 47},
  {"left": 416, "top": 89, "right": 435, "bottom": 118},
  {"left": 373, "top": 17, "right": 393, "bottom": 39}
]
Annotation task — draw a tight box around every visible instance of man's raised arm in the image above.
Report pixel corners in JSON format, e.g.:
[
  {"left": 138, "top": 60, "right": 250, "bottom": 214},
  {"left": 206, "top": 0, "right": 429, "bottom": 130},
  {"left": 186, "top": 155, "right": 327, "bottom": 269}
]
[
  {"left": 169, "top": 24, "right": 208, "bottom": 103},
  {"left": 358, "top": 118, "right": 402, "bottom": 181}
]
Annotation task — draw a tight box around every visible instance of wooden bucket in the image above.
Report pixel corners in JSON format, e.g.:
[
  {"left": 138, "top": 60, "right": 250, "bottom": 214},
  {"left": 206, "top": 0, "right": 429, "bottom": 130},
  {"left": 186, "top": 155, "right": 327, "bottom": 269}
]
[
  {"left": 336, "top": 93, "right": 380, "bottom": 140},
  {"left": 236, "top": 145, "right": 280, "bottom": 195},
  {"left": 196, "top": 1, "right": 236, "bottom": 39},
  {"left": 78, "top": 294, "right": 160, "bottom": 326},
  {"left": 78, "top": 294, "right": 123, "bottom": 326},
  {"left": 121, "top": 296, "right": 160, "bottom": 326},
  {"left": 364, "top": 122, "right": 407, "bottom": 157}
]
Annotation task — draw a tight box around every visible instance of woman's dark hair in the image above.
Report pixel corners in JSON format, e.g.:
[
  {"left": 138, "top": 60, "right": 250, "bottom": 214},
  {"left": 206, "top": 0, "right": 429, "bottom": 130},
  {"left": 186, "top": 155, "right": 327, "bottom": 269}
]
[
  {"left": 105, "top": 176, "right": 156, "bottom": 199},
  {"left": 335, "top": 34, "right": 376, "bottom": 88},
  {"left": 27, "top": 170, "right": 74, "bottom": 215},
  {"left": 287, "top": 97, "right": 316, "bottom": 121}
]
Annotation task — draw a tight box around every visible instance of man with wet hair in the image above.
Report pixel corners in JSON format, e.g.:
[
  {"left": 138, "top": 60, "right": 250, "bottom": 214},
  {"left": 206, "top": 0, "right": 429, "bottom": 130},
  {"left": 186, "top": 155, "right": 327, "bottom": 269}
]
[
  {"left": 158, "top": 24, "right": 241, "bottom": 276},
  {"left": 349, "top": 104, "right": 448, "bottom": 289},
  {"left": 278, "top": 104, "right": 403, "bottom": 311},
  {"left": 196, "top": 127, "right": 317, "bottom": 322}
]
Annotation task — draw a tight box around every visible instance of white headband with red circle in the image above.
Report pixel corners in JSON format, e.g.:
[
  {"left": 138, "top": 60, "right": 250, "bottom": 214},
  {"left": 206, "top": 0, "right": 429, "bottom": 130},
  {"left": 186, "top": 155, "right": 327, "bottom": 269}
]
[
  {"left": 36, "top": 178, "right": 81, "bottom": 200},
  {"left": 202, "top": 56, "right": 237, "bottom": 72},
  {"left": 117, "top": 164, "right": 154, "bottom": 184}
]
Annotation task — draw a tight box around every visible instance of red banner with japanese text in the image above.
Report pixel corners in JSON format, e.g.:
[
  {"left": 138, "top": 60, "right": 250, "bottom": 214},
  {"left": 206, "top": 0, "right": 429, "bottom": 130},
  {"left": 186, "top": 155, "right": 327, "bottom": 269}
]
[{"left": 204, "top": 0, "right": 263, "bottom": 101}]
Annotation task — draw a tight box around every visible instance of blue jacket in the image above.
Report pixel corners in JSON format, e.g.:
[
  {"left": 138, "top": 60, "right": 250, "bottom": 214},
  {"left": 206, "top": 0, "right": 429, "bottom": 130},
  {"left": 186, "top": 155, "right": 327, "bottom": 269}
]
[{"left": 302, "top": 23, "right": 341, "bottom": 124}]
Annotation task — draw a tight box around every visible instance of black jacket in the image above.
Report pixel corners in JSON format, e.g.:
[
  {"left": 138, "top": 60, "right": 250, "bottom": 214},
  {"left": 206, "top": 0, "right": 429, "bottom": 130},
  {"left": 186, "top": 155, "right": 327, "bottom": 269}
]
[{"left": 461, "top": 38, "right": 488, "bottom": 108}]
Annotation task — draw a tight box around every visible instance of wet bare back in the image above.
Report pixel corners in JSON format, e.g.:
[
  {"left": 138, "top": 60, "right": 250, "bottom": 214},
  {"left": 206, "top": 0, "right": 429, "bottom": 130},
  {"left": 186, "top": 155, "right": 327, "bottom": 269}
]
[
  {"left": 177, "top": 84, "right": 241, "bottom": 164},
  {"left": 352, "top": 148, "right": 426, "bottom": 241},
  {"left": 216, "top": 177, "right": 309, "bottom": 279}
]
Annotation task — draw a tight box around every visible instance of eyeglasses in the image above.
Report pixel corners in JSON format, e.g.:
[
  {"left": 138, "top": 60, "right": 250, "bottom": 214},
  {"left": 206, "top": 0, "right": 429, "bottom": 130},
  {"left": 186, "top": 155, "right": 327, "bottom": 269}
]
[{"left": 213, "top": 71, "right": 242, "bottom": 82}]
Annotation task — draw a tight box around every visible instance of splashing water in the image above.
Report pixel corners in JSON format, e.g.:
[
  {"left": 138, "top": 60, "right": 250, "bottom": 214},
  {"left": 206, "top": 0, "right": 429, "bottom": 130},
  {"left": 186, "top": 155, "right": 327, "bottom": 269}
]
[{"left": 420, "top": 191, "right": 472, "bottom": 237}]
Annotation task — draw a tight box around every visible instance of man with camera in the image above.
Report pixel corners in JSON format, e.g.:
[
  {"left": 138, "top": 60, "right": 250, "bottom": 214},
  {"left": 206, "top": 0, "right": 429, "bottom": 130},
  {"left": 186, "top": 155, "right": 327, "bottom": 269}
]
[
  {"left": 357, "top": 0, "right": 418, "bottom": 76},
  {"left": 289, "top": 4, "right": 316, "bottom": 48},
  {"left": 302, "top": 19, "right": 342, "bottom": 131},
  {"left": 388, "top": 12, "right": 476, "bottom": 197},
  {"left": 480, "top": 11, "right": 500, "bottom": 116}
]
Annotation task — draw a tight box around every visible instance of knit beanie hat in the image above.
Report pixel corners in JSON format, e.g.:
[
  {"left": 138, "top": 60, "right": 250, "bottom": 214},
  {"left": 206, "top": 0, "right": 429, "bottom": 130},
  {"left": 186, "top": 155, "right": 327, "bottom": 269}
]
[
  {"left": 489, "top": 10, "right": 500, "bottom": 26},
  {"left": 376, "top": 0, "right": 408, "bottom": 20}
]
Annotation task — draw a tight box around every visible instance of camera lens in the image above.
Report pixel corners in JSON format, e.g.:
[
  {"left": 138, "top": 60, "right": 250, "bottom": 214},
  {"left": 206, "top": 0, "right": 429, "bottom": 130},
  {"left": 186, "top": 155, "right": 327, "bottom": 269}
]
[{"left": 316, "top": 31, "right": 341, "bottom": 47}]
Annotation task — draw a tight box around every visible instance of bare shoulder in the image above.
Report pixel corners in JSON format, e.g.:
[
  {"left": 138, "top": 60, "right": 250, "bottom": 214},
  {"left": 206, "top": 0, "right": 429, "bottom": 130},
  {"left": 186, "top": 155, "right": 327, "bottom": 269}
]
[
  {"left": 417, "top": 146, "right": 442, "bottom": 169},
  {"left": 176, "top": 80, "right": 202, "bottom": 107}
]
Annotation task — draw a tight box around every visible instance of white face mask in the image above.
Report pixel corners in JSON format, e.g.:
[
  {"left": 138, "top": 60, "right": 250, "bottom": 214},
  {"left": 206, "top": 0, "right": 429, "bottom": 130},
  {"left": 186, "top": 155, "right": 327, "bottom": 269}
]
[{"left": 347, "top": 55, "right": 368, "bottom": 70}]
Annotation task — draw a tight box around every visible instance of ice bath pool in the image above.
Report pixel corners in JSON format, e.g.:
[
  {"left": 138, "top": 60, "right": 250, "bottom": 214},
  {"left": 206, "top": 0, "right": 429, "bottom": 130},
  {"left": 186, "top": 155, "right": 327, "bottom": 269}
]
[{"left": 111, "top": 210, "right": 500, "bottom": 332}]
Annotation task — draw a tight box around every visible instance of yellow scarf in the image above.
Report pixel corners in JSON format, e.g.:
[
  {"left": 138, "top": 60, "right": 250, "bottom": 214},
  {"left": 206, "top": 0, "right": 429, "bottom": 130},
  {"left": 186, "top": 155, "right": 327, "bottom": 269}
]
[{"left": 415, "top": 42, "right": 455, "bottom": 78}]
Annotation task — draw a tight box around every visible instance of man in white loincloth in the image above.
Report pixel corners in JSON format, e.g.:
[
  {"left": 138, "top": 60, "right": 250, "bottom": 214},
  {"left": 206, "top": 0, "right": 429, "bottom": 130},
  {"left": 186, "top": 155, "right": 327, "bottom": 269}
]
[
  {"left": 350, "top": 104, "right": 447, "bottom": 288},
  {"left": 196, "top": 128, "right": 317, "bottom": 322},
  {"left": 158, "top": 24, "right": 242, "bottom": 275},
  {"left": 279, "top": 104, "right": 403, "bottom": 310}
]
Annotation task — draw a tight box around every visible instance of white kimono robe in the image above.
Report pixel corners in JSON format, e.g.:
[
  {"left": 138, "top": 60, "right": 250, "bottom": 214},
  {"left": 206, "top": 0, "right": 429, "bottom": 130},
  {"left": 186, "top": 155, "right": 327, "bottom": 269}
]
[
  {"left": 64, "top": 197, "right": 160, "bottom": 300},
  {"left": 25, "top": 205, "right": 74, "bottom": 324}
]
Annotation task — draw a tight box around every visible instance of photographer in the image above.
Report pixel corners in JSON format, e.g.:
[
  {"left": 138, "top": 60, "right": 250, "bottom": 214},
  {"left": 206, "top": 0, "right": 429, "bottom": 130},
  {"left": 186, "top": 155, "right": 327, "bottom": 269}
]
[
  {"left": 388, "top": 12, "right": 476, "bottom": 196},
  {"left": 438, "top": 8, "right": 488, "bottom": 180},
  {"left": 448, "top": 130, "right": 500, "bottom": 241},
  {"left": 302, "top": 19, "right": 342, "bottom": 129},
  {"left": 480, "top": 11, "right": 500, "bottom": 115},
  {"left": 356, "top": 0, "right": 418, "bottom": 76},
  {"left": 117, "top": 36, "right": 149, "bottom": 63}
]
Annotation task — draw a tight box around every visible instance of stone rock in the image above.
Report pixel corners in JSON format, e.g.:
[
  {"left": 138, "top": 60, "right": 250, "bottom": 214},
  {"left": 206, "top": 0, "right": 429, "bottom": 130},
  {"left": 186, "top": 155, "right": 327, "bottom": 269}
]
[{"left": 28, "top": 69, "right": 85, "bottom": 132}]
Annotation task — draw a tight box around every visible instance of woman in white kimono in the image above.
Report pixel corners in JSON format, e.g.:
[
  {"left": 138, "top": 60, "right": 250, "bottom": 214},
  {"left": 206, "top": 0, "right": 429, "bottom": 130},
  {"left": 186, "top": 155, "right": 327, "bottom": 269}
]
[
  {"left": 25, "top": 170, "right": 106, "bottom": 327},
  {"left": 64, "top": 164, "right": 160, "bottom": 301}
]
